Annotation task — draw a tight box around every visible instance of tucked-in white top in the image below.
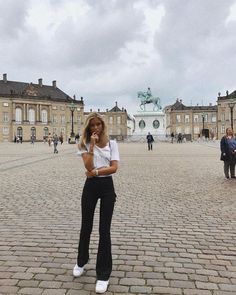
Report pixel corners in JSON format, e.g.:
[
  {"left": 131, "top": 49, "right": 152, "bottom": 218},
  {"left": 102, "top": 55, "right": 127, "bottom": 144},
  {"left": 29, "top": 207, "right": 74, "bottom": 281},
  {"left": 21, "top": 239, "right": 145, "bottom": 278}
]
[{"left": 78, "top": 140, "right": 120, "bottom": 177}]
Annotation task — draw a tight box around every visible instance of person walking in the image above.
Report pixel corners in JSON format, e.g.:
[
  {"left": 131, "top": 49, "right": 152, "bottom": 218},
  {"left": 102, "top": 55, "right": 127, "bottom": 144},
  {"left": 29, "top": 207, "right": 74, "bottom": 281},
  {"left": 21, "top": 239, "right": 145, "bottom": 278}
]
[
  {"left": 73, "top": 112, "right": 119, "bottom": 294},
  {"left": 52, "top": 134, "right": 59, "bottom": 153},
  {"left": 146, "top": 132, "right": 154, "bottom": 150},
  {"left": 220, "top": 127, "right": 236, "bottom": 179}
]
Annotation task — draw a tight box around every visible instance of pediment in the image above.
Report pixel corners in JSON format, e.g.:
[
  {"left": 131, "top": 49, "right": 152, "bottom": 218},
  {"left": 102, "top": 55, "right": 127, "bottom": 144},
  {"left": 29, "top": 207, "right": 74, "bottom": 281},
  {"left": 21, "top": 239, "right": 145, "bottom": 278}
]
[{"left": 24, "top": 84, "right": 38, "bottom": 96}]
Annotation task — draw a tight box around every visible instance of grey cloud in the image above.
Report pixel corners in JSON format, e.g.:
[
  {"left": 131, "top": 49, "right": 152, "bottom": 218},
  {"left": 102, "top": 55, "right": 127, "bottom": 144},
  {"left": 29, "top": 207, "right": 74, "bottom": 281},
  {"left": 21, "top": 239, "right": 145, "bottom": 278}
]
[{"left": 0, "top": 0, "right": 30, "bottom": 39}]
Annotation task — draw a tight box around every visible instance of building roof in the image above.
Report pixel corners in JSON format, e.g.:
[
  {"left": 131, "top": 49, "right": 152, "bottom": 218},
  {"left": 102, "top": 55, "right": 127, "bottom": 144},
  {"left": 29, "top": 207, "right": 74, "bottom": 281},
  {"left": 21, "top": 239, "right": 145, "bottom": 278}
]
[
  {"left": 218, "top": 90, "right": 236, "bottom": 101},
  {"left": 0, "top": 75, "right": 80, "bottom": 103},
  {"left": 109, "top": 101, "right": 124, "bottom": 112},
  {"left": 170, "top": 99, "right": 217, "bottom": 111}
]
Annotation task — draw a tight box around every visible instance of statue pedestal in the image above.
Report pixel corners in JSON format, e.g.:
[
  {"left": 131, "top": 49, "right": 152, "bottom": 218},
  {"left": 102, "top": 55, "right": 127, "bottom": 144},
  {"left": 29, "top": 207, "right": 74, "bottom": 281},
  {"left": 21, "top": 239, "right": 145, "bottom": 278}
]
[{"left": 132, "top": 110, "right": 166, "bottom": 141}]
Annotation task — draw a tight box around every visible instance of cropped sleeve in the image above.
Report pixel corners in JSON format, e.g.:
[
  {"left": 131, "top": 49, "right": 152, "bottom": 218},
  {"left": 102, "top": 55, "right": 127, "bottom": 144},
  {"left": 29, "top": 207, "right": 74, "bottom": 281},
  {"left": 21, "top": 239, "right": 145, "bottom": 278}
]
[
  {"left": 77, "top": 144, "right": 88, "bottom": 157},
  {"left": 110, "top": 140, "right": 120, "bottom": 161}
]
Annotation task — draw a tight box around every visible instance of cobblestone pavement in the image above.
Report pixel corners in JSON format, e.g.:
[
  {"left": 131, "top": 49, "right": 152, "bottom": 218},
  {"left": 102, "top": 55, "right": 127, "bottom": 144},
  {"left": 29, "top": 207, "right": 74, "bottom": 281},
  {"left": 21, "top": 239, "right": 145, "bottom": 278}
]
[{"left": 0, "top": 141, "right": 235, "bottom": 295}]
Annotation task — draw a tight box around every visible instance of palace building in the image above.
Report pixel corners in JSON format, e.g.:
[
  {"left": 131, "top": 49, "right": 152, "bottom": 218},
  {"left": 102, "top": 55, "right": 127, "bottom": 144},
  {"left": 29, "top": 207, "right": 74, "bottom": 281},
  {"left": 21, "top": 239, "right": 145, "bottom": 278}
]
[{"left": 0, "top": 74, "right": 84, "bottom": 142}]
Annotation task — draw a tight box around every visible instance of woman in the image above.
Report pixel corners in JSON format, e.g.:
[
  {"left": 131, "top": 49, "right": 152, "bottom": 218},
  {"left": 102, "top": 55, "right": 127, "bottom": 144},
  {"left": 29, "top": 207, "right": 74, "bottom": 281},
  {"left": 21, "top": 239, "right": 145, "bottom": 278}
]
[
  {"left": 73, "top": 112, "right": 119, "bottom": 293},
  {"left": 220, "top": 127, "right": 236, "bottom": 179}
]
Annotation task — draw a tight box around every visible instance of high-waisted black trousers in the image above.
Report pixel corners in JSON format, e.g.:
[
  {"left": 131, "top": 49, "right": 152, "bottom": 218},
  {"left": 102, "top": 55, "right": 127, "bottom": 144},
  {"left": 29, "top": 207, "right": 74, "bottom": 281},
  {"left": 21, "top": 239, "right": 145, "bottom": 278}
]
[{"left": 77, "top": 176, "right": 116, "bottom": 280}]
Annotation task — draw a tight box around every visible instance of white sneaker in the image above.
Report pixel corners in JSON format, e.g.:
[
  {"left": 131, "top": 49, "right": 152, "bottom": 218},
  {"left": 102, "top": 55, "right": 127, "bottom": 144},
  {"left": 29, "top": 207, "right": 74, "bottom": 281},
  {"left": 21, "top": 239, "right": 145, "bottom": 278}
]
[
  {"left": 73, "top": 264, "right": 84, "bottom": 277},
  {"left": 95, "top": 280, "right": 109, "bottom": 293}
]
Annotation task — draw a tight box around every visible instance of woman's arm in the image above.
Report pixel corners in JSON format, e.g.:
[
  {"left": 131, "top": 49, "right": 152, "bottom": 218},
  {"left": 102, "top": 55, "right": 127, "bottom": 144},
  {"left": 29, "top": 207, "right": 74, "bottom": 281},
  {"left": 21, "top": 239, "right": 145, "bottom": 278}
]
[{"left": 85, "top": 160, "right": 118, "bottom": 177}]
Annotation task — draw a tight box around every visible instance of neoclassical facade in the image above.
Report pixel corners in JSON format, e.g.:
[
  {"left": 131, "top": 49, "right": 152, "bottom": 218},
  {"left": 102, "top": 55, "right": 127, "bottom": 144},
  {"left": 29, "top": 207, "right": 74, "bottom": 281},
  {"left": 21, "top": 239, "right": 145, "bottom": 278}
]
[
  {"left": 0, "top": 74, "right": 84, "bottom": 142},
  {"left": 165, "top": 99, "right": 217, "bottom": 140}
]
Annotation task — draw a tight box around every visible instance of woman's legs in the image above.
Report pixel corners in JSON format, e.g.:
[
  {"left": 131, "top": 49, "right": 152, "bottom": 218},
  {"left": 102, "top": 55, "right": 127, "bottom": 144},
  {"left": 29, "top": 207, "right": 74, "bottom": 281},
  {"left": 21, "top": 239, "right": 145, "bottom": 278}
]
[
  {"left": 96, "top": 194, "right": 115, "bottom": 280},
  {"left": 224, "top": 160, "right": 230, "bottom": 178},
  {"left": 77, "top": 186, "right": 98, "bottom": 267}
]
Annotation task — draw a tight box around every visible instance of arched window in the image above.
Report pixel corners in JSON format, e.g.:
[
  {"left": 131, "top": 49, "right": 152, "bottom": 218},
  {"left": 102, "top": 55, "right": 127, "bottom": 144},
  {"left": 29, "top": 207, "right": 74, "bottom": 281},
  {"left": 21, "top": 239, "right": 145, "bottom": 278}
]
[
  {"left": 17, "top": 127, "right": 23, "bottom": 136},
  {"left": 43, "top": 127, "right": 49, "bottom": 136},
  {"left": 15, "top": 107, "right": 22, "bottom": 123},
  {"left": 29, "top": 108, "right": 35, "bottom": 124},
  {"left": 41, "top": 109, "right": 48, "bottom": 123},
  {"left": 31, "top": 127, "right": 36, "bottom": 137}
]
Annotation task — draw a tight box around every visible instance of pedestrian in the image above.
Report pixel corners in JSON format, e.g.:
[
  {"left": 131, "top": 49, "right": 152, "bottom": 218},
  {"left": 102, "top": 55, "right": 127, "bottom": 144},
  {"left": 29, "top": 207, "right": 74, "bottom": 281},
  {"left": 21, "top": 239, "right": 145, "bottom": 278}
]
[
  {"left": 171, "top": 132, "right": 174, "bottom": 143},
  {"left": 31, "top": 134, "right": 35, "bottom": 144},
  {"left": 48, "top": 133, "right": 52, "bottom": 146},
  {"left": 73, "top": 112, "right": 119, "bottom": 294},
  {"left": 52, "top": 134, "right": 59, "bottom": 153},
  {"left": 220, "top": 127, "right": 236, "bottom": 179},
  {"left": 146, "top": 132, "right": 154, "bottom": 150}
]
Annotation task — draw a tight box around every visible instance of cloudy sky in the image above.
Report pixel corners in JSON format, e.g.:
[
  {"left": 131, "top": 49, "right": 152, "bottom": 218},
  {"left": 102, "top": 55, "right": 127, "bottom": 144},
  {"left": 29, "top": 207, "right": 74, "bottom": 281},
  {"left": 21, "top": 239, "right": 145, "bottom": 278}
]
[{"left": 1, "top": 0, "right": 236, "bottom": 114}]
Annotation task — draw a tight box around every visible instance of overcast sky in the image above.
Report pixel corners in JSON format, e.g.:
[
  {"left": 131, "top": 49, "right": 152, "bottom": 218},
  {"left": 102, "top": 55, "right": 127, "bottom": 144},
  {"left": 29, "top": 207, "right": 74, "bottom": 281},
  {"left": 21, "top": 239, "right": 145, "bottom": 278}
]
[{"left": 1, "top": 0, "right": 236, "bottom": 114}]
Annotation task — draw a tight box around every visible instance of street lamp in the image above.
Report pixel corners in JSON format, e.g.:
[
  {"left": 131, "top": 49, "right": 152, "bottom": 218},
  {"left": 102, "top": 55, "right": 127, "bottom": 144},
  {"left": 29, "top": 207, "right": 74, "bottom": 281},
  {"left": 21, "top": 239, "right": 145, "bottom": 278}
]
[
  {"left": 228, "top": 99, "right": 235, "bottom": 131},
  {"left": 201, "top": 113, "right": 205, "bottom": 137},
  {"left": 69, "top": 101, "right": 76, "bottom": 143}
]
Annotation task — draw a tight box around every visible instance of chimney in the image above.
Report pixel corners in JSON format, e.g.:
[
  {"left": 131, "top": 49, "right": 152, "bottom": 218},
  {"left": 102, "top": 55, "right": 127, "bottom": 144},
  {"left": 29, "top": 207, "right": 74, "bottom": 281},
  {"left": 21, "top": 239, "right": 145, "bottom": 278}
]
[
  {"left": 52, "top": 80, "right": 57, "bottom": 88},
  {"left": 90, "top": 109, "right": 92, "bottom": 112},
  {"left": 226, "top": 90, "right": 229, "bottom": 97},
  {"left": 209, "top": 103, "right": 212, "bottom": 106},
  {"left": 180, "top": 99, "right": 182, "bottom": 103},
  {"left": 3, "top": 73, "right": 7, "bottom": 83},
  {"left": 38, "top": 78, "right": 43, "bottom": 87},
  {"left": 81, "top": 97, "right": 83, "bottom": 101},
  {"left": 106, "top": 109, "right": 108, "bottom": 112},
  {"left": 98, "top": 108, "right": 100, "bottom": 112}
]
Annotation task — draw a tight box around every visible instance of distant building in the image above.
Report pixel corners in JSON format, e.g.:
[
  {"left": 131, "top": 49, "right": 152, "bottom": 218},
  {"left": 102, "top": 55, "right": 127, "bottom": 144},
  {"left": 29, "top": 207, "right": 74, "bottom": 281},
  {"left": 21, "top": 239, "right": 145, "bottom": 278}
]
[
  {"left": 0, "top": 73, "right": 84, "bottom": 142},
  {"left": 165, "top": 99, "right": 217, "bottom": 140},
  {"left": 217, "top": 90, "right": 236, "bottom": 138},
  {"left": 84, "top": 102, "right": 128, "bottom": 141}
]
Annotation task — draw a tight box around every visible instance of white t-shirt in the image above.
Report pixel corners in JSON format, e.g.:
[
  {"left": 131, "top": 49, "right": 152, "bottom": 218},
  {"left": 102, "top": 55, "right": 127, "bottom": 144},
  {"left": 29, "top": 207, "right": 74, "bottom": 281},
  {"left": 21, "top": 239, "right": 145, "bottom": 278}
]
[{"left": 78, "top": 140, "right": 120, "bottom": 177}]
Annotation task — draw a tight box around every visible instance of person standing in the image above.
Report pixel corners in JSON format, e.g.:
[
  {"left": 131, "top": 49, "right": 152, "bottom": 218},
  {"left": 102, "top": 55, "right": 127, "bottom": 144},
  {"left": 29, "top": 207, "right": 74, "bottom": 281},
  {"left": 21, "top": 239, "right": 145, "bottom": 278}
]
[
  {"left": 73, "top": 112, "right": 119, "bottom": 294},
  {"left": 146, "top": 132, "right": 154, "bottom": 150},
  {"left": 220, "top": 127, "right": 236, "bottom": 179},
  {"left": 52, "top": 134, "right": 59, "bottom": 153}
]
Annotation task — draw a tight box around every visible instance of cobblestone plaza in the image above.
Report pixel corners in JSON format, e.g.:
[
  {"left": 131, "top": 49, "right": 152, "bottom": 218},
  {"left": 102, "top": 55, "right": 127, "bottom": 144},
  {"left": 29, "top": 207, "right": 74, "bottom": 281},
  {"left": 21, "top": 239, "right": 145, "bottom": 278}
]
[{"left": 0, "top": 141, "right": 235, "bottom": 295}]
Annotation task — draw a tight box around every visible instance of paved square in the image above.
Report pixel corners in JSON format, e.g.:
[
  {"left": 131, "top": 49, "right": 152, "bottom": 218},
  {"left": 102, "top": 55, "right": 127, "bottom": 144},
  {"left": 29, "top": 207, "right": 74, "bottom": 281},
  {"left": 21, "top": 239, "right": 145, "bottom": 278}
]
[{"left": 0, "top": 141, "right": 235, "bottom": 295}]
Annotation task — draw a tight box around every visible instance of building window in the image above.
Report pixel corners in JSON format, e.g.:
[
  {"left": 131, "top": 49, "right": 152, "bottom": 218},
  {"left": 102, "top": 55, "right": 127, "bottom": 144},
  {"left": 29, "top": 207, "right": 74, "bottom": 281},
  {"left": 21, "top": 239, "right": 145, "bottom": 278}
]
[
  {"left": 117, "top": 128, "right": 122, "bottom": 135},
  {"left": 15, "top": 107, "right": 22, "bottom": 123},
  {"left": 221, "top": 113, "right": 225, "bottom": 121},
  {"left": 221, "top": 125, "right": 225, "bottom": 134},
  {"left": 194, "top": 126, "right": 199, "bottom": 134},
  {"left": 176, "top": 115, "right": 181, "bottom": 123},
  {"left": 29, "top": 108, "right": 35, "bottom": 124},
  {"left": 211, "top": 115, "right": 216, "bottom": 122},
  {"left": 60, "top": 127, "right": 65, "bottom": 134},
  {"left": 176, "top": 127, "right": 181, "bottom": 134},
  {"left": 52, "top": 114, "right": 57, "bottom": 123},
  {"left": 185, "top": 115, "right": 190, "bottom": 123},
  {"left": 3, "top": 112, "right": 9, "bottom": 122},
  {"left": 41, "top": 110, "right": 48, "bottom": 123},
  {"left": 194, "top": 114, "right": 198, "bottom": 123},
  {"left": 3, "top": 102, "right": 9, "bottom": 107},
  {"left": 185, "top": 127, "right": 190, "bottom": 134},
  {"left": 204, "top": 114, "right": 208, "bottom": 122},
  {"left": 44, "top": 127, "right": 49, "bottom": 136},
  {"left": 3, "top": 127, "right": 9, "bottom": 135},
  {"left": 61, "top": 115, "right": 65, "bottom": 124},
  {"left": 109, "top": 116, "right": 113, "bottom": 124},
  {"left": 117, "top": 116, "right": 121, "bottom": 124},
  {"left": 17, "top": 127, "right": 23, "bottom": 137},
  {"left": 31, "top": 127, "right": 36, "bottom": 137},
  {"left": 53, "top": 127, "right": 57, "bottom": 134}
]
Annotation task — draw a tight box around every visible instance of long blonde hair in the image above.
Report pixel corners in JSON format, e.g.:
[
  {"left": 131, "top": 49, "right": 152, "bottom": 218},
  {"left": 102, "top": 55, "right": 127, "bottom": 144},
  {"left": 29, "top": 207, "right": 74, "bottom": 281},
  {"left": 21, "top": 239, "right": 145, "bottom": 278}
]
[{"left": 79, "top": 112, "right": 108, "bottom": 149}]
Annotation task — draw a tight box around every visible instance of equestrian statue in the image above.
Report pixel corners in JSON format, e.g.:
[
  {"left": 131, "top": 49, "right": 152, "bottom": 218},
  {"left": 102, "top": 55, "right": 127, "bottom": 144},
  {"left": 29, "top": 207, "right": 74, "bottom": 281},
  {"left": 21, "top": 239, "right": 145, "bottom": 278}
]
[{"left": 138, "top": 87, "right": 162, "bottom": 111}]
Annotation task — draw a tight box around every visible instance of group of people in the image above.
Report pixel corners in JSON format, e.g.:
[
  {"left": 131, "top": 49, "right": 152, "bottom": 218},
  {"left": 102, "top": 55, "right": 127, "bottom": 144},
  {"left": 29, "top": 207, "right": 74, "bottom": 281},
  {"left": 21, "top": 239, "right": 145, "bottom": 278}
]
[{"left": 220, "top": 127, "right": 236, "bottom": 179}]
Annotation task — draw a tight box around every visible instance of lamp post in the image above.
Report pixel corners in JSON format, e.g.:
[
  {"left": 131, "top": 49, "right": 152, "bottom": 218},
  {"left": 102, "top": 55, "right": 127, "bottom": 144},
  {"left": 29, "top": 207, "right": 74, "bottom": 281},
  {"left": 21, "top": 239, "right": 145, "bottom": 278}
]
[
  {"left": 228, "top": 99, "right": 235, "bottom": 131},
  {"left": 69, "top": 101, "right": 76, "bottom": 143},
  {"left": 201, "top": 113, "right": 205, "bottom": 137}
]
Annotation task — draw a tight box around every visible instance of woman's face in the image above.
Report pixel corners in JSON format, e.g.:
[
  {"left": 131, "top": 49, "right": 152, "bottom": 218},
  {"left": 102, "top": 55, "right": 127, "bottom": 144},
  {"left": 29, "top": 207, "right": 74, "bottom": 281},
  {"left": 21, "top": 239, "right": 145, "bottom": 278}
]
[
  {"left": 89, "top": 117, "right": 103, "bottom": 136},
  {"left": 226, "top": 128, "right": 233, "bottom": 136}
]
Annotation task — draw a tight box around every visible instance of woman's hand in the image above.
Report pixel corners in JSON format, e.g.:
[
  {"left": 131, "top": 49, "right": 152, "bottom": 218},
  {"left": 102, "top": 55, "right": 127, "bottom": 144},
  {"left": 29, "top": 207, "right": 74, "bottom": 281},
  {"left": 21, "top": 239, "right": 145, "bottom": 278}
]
[
  {"left": 90, "top": 132, "right": 99, "bottom": 146},
  {"left": 85, "top": 169, "right": 96, "bottom": 178}
]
